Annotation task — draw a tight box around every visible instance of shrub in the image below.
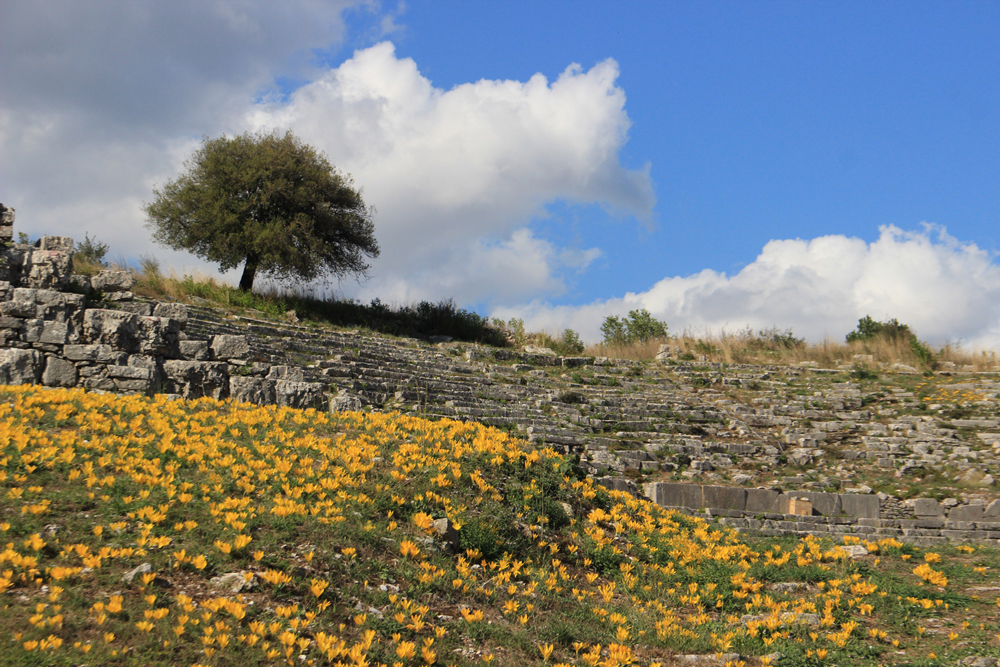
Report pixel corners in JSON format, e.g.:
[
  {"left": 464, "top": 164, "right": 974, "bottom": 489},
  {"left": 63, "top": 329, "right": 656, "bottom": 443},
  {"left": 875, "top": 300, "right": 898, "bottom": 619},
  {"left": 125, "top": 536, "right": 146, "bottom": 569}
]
[{"left": 600, "top": 309, "right": 668, "bottom": 345}]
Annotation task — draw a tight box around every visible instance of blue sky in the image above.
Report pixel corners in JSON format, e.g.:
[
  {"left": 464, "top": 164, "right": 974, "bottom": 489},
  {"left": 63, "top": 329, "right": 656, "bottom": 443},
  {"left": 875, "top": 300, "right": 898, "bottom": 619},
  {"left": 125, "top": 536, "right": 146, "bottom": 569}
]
[{"left": 3, "top": 1, "right": 999, "bottom": 345}]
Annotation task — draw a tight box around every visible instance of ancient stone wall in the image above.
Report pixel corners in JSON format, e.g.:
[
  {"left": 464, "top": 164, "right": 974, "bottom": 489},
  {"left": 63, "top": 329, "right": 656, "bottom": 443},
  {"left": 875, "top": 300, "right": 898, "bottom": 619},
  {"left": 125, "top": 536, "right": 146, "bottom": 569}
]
[{"left": 1, "top": 206, "right": 998, "bottom": 545}]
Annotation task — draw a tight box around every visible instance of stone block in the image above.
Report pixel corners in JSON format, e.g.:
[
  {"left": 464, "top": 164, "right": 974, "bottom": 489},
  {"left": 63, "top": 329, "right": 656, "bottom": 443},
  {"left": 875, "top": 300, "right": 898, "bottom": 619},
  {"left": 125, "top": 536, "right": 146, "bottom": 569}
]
[
  {"left": 37, "top": 236, "right": 74, "bottom": 253},
  {"left": 137, "top": 316, "right": 180, "bottom": 357},
  {"left": 330, "top": 389, "right": 363, "bottom": 413},
  {"left": 42, "top": 356, "right": 77, "bottom": 387},
  {"left": 229, "top": 376, "right": 276, "bottom": 406},
  {"left": 38, "top": 321, "right": 69, "bottom": 345},
  {"left": 595, "top": 476, "right": 640, "bottom": 497},
  {"left": 275, "top": 380, "right": 325, "bottom": 410},
  {"left": 179, "top": 340, "right": 209, "bottom": 361},
  {"left": 0, "top": 348, "right": 42, "bottom": 384},
  {"left": 152, "top": 302, "right": 188, "bottom": 328},
  {"left": 911, "top": 498, "right": 944, "bottom": 517},
  {"left": 107, "top": 365, "right": 153, "bottom": 380},
  {"left": 63, "top": 343, "right": 121, "bottom": 363},
  {"left": 840, "top": 493, "right": 880, "bottom": 519},
  {"left": 210, "top": 334, "right": 249, "bottom": 361},
  {"left": 702, "top": 485, "right": 747, "bottom": 511},
  {"left": 949, "top": 505, "right": 985, "bottom": 522},
  {"left": 83, "top": 309, "right": 140, "bottom": 352},
  {"left": 90, "top": 270, "right": 135, "bottom": 292},
  {"left": 0, "top": 299, "right": 39, "bottom": 318},
  {"left": 162, "top": 360, "right": 230, "bottom": 399},
  {"left": 777, "top": 491, "right": 841, "bottom": 516},
  {"left": 646, "top": 482, "right": 703, "bottom": 508},
  {"left": 267, "top": 365, "right": 305, "bottom": 382},
  {"left": 746, "top": 488, "right": 780, "bottom": 513},
  {"left": 118, "top": 302, "right": 154, "bottom": 316},
  {"left": 787, "top": 497, "right": 813, "bottom": 516},
  {"left": 986, "top": 499, "right": 1000, "bottom": 518},
  {"left": 21, "top": 247, "right": 74, "bottom": 289}
]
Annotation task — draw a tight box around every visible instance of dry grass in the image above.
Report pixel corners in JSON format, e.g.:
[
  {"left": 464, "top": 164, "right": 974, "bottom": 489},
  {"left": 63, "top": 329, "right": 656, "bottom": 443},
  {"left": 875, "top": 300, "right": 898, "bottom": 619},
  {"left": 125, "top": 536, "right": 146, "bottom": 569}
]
[{"left": 586, "top": 329, "right": 1000, "bottom": 371}]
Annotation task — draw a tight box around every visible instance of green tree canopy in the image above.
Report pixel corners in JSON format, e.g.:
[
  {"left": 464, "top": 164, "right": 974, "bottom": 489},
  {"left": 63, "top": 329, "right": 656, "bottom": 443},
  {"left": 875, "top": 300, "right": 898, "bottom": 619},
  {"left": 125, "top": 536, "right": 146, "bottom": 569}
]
[
  {"left": 600, "top": 308, "right": 668, "bottom": 345},
  {"left": 144, "top": 130, "right": 379, "bottom": 292}
]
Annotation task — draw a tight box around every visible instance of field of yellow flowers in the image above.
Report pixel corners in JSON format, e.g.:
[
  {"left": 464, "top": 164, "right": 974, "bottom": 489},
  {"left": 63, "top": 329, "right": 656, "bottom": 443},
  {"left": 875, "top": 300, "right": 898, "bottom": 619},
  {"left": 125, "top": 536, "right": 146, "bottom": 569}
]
[{"left": 1, "top": 384, "right": 999, "bottom": 667}]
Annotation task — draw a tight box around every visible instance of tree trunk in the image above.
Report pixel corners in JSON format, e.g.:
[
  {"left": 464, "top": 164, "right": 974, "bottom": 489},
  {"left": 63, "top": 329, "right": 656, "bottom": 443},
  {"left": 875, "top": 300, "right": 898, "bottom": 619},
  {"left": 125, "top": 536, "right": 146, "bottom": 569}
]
[{"left": 238, "top": 256, "right": 258, "bottom": 292}]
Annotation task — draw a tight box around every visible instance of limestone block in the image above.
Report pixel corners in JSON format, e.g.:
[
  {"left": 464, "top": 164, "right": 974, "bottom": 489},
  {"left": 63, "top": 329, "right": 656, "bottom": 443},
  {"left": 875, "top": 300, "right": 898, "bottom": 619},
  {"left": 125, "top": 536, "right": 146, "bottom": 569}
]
[
  {"left": 0, "top": 298, "right": 38, "bottom": 318},
  {"left": 702, "top": 485, "right": 747, "bottom": 511},
  {"left": 137, "top": 316, "right": 180, "bottom": 357},
  {"left": 162, "top": 360, "right": 230, "bottom": 399},
  {"left": 118, "top": 302, "right": 154, "bottom": 316},
  {"left": 949, "top": 505, "right": 985, "bottom": 522},
  {"left": 229, "top": 376, "right": 276, "bottom": 405},
  {"left": 22, "top": 248, "right": 74, "bottom": 290},
  {"left": 595, "top": 476, "right": 640, "bottom": 498},
  {"left": 745, "top": 488, "right": 780, "bottom": 513},
  {"left": 647, "top": 482, "right": 703, "bottom": 508},
  {"left": 274, "top": 380, "right": 325, "bottom": 410},
  {"left": 522, "top": 344, "right": 557, "bottom": 357},
  {"left": 560, "top": 356, "right": 590, "bottom": 367},
  {"left": 42, "top": 356, "right": 77, "bottom": 387},
  {"left": 179, "top": 340, "right": 209, "bottom": 361},
  {"left": 911, "top": 498, "right": 945, "bottom": 518},
  {"left": 986, "top": 499, "right": 1000, "bottom": 518},
  {"left": 0, "top": 203, "right": 13, "bottom": 244},
  {"left": 68, "top": 274, "right": 91, "bottom": 292},
  {"left": 0, "top": 317, "right": 22, "bottom": 332},
  {"left": 63, "top": 344, "right": 122, "bottom": 364},
  {"left": 330, "top": 389, "right": 362, "bottom": 413},
  {"left": 840, "top": 493, "right": 880, "bottom": 519},
  {"left": 83, "top": 309, "right": 140, "bottom": 352},
  {"left": 38, "top": 321, "right": 69, "bottom": 345},
  {"left": 152, "top": 302, "right": 188, "bottom": 329},
  {"left": 0, "top": 348, "right": 42, "bottom": 384},
  {"left": 787, "top": 497, "right": 813, "bottom": 516},
  {"left": 37, "top": 236, "right": 74, "bottom": 253},
  {"left": 267, "top": 365, "right": 305, "bottom": 382},
  {"left": 108, "top": 365, "right": 154, "bottom": 380},
  {"left": 90, "top": 270, "right": 135, "bottom": 292},
  {"left": 210, "top": 334, "right": 249, "bottom": 361}
]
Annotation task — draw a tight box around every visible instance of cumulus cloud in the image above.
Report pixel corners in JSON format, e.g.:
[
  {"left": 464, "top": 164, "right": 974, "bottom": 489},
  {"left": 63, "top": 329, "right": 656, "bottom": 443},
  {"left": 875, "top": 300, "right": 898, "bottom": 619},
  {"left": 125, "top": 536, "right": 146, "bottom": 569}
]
[
  {"left": 248, "top": 41, "right": 653, "bottom": 303},
  {"left": 499, "top": 225, "right": 1000, "bottom": 349},
  {"left": 1, "top": 0, "right": 359, "bottom": 258},
  {"left": 3, "top": 14, "right": 651, "bottom": 304}
]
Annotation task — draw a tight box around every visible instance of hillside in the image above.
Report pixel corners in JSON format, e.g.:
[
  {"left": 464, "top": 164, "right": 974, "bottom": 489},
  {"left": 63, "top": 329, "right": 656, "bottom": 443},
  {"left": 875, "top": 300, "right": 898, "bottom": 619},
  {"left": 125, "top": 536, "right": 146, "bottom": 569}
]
[{"left": 1, "top": 385, "right": 999, "bottom": 667}]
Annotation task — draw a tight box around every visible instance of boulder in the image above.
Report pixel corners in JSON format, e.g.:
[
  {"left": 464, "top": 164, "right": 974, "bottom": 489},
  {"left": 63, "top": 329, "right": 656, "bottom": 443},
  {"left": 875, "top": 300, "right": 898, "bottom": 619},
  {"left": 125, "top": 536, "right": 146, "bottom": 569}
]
[
  {"left": 162, "top": 360, "right": 230, "bottom": 399},
  {"left": 210, "top": 334, "right": 249, "bottom": 361},
  {"left": 152, "top": 302, "right": 188, "bottom": 329},
  {"left": 229, "top": 376, "right": 276, "bottom": 405},
  {"left": 275, "top": 380, "right": 325, "bottom": 410},
  {"left": 330, "top": 389, "right": 363, "bottom": 413},
  {"left": 90, "top": 269, "right": 135, "bottom": 292},
  {"left": 83, "top": 309, "right": 140, "bottom": 352},
  {"left": 0, "top": 348, "right": 42, "bottom": 385},
  {"left": 42, "top": 356, "right": 78, "bottom": 387}
]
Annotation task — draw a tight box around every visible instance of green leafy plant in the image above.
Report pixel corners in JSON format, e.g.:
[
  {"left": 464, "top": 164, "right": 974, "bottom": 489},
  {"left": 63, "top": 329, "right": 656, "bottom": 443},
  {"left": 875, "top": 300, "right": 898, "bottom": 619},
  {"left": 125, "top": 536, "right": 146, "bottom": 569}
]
[
  {"left": 600, "top": 308, "right": 668, "bottom": 345},
  {"left": 145, "top": 129, "right": 379, "bottom": 293}
]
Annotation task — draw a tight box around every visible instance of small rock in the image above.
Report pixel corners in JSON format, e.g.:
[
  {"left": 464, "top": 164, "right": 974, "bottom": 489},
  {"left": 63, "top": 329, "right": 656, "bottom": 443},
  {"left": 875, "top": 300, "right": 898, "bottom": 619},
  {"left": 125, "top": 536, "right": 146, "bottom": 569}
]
[
  {"left": 836, "top": 545, "right": 869, "bottom": 559},
  {"left": 209, "top": 572, "right": 254, "bottom": 593},
  {"left": 123, "top": 562, "right": 152, "bottom": 584}
]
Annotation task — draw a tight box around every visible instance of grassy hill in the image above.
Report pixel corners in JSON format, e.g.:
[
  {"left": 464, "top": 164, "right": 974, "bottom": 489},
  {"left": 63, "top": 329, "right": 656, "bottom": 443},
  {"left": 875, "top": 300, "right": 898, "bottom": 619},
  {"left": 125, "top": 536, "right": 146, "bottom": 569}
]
[{"left": 1, "top": 385, "right": 998, "bottom": 667}]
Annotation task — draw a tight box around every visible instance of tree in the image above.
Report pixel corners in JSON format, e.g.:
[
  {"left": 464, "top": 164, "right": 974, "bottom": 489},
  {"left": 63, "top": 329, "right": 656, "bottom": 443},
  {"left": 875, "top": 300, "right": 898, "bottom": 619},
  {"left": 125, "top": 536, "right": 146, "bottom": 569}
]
[
  {"left": 144, "top": 130, "right": 379, "bottom": 292},
  {"left": 600, "top": 309, "right": 668, "bottom": 345}
]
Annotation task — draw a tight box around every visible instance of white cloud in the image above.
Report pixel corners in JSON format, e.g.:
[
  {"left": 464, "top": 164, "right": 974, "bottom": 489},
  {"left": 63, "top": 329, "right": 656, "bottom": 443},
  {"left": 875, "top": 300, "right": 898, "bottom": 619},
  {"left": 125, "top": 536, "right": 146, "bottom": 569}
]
[
  {"left": 0, "top": 0, "right": 359, "bottom": 257},
  {"left": 499, "top": 225, "right": 1000, "bottom": 349},
  {"left": 3, "top": 16, "right": 651, "bottom": 305},
  {"left": 248, "top": 41, "right": 653, "bottom": 303}
]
